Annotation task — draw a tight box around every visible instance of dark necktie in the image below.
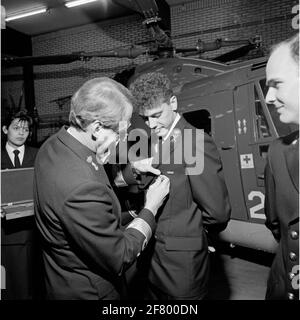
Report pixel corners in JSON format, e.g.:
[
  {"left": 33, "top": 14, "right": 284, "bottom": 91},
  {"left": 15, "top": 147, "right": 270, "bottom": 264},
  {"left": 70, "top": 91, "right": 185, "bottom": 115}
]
[
  {"left": 13, "top": 149, "right": 21, "bottom": 168},
  {"left": 169, "top": 135, "right": 175, "bottom": 148}
]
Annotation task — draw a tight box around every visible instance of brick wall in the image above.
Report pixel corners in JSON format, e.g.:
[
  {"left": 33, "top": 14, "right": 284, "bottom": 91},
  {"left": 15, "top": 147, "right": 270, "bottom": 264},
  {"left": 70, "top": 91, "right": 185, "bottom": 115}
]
[
  {"left": 171, "top": 0, "right": 297, "bottom": 59},
  {"left": 1, "top": 0, "right": 297, "bottom": 143}
]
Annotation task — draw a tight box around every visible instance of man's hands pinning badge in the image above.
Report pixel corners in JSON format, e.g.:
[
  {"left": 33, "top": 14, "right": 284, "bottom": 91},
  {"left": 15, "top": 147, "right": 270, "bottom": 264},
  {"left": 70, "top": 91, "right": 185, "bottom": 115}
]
[
  {"left": 131, "top": 157, "right": 161, "bottom": 175},
  {"left": 144, "top": 175, "right": 170, "bottom": 216}
]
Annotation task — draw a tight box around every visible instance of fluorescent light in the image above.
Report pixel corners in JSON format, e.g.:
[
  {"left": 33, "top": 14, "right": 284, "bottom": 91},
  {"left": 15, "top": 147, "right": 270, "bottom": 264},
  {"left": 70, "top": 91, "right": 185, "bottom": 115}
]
[
  {"left": 5, "top": 7, "right": 47, "bottom": 22},
  {"left": 65, "top": 0, "right": 99, "bottom": 8}
]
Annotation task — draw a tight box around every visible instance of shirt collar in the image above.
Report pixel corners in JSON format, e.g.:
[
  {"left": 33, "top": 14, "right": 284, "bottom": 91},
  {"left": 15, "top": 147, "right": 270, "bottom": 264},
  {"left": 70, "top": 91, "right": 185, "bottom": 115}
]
[
  {"left": 163, "top": 113, "right": 181, "bottom": 142},
  {"left": 6, "top": 142, "right": 25, "bottom": 155},
  {"left": 6, "top": 143, "right": 25, "bottom": 165}
]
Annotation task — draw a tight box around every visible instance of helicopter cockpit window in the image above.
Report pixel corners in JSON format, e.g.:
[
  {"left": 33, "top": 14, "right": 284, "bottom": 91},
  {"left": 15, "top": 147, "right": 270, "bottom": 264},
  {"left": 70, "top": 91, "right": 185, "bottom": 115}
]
[
  {"left": 259, "top": 79, "right": 294, "bottom": 137},
  {"left": 182, "top": 109, "right": 211, "bottom": 136},
  {"left": 254, "top": 85, "right": 271, "bottom": 139}
]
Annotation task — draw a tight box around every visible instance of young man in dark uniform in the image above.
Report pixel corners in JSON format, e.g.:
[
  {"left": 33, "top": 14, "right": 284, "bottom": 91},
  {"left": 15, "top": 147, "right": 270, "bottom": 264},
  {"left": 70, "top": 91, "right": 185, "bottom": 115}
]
[{"left": 128, "top": 72, "right": 231, "bottom": 299}]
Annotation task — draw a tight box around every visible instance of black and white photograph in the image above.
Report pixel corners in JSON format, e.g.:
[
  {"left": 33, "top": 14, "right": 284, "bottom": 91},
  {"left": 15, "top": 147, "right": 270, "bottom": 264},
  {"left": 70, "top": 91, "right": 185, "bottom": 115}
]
[{"left": 0, "top": 0, "right": 299, "bottom": 316}]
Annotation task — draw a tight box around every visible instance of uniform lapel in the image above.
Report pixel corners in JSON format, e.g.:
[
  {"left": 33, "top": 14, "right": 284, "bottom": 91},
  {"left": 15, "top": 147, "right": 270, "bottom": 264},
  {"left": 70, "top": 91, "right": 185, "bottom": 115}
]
[
  {"left": 140, "top": 117, "right": 186, "bottom": 189},
  {"left": 22, "top": 146, "right": 31, "bottom": 167},
  {"left": 57, "top": 126, "right": 111, "bottom": 186},
  {"left": 284, "top": 138, "right": 299, "bottom": 193},
  {"left": 1, "top": 148, "right": 14, "bottom": 169},
  {"left": 152, "top": 117, "right": 186, "bottom": 168}
]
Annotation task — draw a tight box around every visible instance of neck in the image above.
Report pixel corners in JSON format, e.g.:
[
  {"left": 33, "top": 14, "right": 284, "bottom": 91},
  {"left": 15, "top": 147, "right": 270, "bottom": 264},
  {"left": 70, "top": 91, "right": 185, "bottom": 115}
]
[
  {"left": 171, "top": 111, "right": 178, "bottom": 122},
  {"left": 7, "top": 141, "right": 23, "bottom": 149},
  {"left": 168, "top": 112, "right": 178, "bottom": 130},
  {"left": 68, "top": 126, "right": 95, "bottom": 152}
]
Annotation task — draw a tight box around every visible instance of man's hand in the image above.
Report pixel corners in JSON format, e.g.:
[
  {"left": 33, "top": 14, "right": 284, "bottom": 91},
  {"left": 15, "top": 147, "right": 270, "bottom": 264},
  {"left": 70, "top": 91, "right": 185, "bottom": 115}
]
[
  {"left": 95, "top": 133, "right": 119, "bottom": 164},
  {"left": 145, "top": 175, "right": 170, "bottom": 216},
  {"left": 131, "top": 157, "right": 161, "bottom": 175}
]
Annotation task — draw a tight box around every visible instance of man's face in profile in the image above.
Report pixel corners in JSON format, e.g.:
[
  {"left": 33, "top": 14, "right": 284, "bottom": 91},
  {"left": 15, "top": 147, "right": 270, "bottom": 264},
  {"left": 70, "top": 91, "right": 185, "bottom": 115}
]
[
  {"left": 140, "top": 96, "right": 177, "bottom": 139},
  {"left": 265, "top": 44, "right": 299, "bottom": 125}
]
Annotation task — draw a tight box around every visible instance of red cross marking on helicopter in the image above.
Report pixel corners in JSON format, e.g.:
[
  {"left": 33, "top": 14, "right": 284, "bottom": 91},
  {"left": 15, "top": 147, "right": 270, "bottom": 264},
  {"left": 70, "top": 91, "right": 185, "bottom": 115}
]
[{"left": 243, "top": 155, "right": 252, "bottom": 164}]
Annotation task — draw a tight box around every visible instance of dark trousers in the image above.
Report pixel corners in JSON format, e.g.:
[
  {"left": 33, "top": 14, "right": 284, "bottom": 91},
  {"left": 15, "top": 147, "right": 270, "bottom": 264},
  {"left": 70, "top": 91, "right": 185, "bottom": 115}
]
[
  {"left": 144, "top": 281, "right": 207, "bottom": 300},
  {"left": 1, "top": 217, "right": 43, "bottom": 300}
]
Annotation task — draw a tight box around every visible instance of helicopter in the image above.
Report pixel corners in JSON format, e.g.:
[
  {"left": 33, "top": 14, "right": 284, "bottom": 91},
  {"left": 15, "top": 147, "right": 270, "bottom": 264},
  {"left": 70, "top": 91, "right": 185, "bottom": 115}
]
[{"left": 2, "top": 0, "right": 294, "bottom": 254}]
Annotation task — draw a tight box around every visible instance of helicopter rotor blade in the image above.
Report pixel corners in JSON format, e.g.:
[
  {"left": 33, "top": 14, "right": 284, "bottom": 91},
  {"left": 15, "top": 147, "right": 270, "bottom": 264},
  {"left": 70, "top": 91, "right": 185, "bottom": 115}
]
[
  {"left": 0, "top": 0, "right": 171, "bottom": 67},
  {"left": 1, "top": 47, "right": 149, "bottom": 68},
  {"left": 176, "top": 36, "right": 261, "bottom": 57},
  {"left": 213, "top": 44, "right": 260, "bottom": 63},
  {"left": 2, "top": 54, "right": 87, "bottom": 67}
]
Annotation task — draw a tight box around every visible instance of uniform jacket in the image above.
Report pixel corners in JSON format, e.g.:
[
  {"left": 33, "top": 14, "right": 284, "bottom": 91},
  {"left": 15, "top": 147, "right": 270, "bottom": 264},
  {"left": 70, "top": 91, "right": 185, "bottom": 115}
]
[
  {"left": 132, "top": 117, "right": 231, "bottom": 298},
  {"left": 1, "top": 144, "right": 38, "bottom": 299},
  {"left": 264, "top": 130, "right": 299, "bottom": 300},
  {"left": 1, "top": 145, "right": 38, "bottom": 245},
  {"left": 1, "top": 145, "right": 38, "bottom": 170},
  {"left": 33, "top": 127, "right": 155, "bottom": 300}
]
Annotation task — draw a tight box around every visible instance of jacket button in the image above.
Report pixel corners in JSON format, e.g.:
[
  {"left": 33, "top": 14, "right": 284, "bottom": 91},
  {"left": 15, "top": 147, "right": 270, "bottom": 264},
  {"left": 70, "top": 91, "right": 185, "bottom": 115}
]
[
  {"left": 289, "top": 252, "right": 297, "bottom": 261},
  {"left": 290, "top": 230, "right": 299, "bottom": 240},
  {"left": 288, "top": 293, "right": 295, "bottom": 300},
  {"left": 288, "top": 272, "right": 295, "bottom": 280}
]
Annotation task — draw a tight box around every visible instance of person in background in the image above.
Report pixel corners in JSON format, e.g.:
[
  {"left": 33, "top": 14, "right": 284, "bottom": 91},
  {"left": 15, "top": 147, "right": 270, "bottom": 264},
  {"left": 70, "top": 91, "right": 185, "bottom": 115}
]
[
  {"left": 1, "top": 110, "right": 37, "bottom": 169},
  {"left": 33, "top": 77, "right": 169, "bottom": 300},
  {"left": 127, "top": 72, "right": 231, "bottom": 300},
  {"left": 264, "top": 33, "right": 299, "bottom": 300},
  {"left": 1, "top": 110, "right": 38, "bottom": 300}
]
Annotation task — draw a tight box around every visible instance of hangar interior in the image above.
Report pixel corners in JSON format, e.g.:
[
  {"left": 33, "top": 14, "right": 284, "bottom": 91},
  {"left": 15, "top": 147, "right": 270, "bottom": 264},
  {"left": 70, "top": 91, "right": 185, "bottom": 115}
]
[
  {"left": 2, "top": 0, "right": 296, "bottom": 145},
  {"left": 1, "top": 0, "right": 298, "bottom": 301}
]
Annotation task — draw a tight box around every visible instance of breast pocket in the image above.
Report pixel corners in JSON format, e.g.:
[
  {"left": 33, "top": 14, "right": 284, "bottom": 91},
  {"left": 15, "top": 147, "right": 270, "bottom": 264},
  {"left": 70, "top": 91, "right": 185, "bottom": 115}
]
[
  {"left": 90, "top": 277, "right": 120, "bottom": 300},
  {"left": 161, "top": 166, "right": 192, "bottom": 210}
]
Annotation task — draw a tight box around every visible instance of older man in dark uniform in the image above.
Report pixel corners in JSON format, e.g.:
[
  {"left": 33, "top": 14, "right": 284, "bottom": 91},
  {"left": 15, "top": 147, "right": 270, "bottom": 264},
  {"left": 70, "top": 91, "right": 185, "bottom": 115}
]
[
  {"left": 33, "top": 77, "right": 169, "bottom": 300},
  {"left": 264, "top": 33, "right": 299, "bottom": 300}
]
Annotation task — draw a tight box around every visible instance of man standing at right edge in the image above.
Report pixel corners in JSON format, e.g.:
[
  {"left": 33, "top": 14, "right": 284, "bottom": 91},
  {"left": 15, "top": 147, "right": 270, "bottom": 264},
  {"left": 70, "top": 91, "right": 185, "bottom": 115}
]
[{"left": 264, "top": 33, "right": 299, "bottom": 300}]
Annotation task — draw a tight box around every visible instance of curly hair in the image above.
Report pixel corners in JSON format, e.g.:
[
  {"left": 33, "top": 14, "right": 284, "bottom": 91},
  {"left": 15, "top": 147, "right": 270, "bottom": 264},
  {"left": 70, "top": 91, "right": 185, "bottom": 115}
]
[{"left": 129, "top": 72, "right": 174, "bottom": 113}]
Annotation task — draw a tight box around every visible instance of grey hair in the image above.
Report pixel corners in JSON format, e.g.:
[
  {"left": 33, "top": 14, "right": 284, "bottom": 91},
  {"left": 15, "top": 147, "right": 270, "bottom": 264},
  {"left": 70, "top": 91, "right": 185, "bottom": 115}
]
[{"left": 69, "top": 77, "right": 133, "bottom": 131}]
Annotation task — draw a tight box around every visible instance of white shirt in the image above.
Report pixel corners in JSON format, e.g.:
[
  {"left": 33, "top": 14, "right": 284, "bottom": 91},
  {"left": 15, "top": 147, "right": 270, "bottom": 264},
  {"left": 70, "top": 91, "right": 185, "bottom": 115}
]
[
  {"left": 162, "top": 113, "right": 181, "bottom": 142},
  {"left": 153, "top": 113, "right": 181, "bottom": 153},
  {"left": 114, "top": 113, "right": 181, "bottom": 187},
  {"left": 6, "top": 143, "right": 25, "bottom": 166}
]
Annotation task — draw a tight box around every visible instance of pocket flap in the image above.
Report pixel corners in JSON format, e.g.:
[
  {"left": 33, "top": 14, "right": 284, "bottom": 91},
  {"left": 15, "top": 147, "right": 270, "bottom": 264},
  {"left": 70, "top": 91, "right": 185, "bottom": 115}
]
[
  {"left": 165, "top": 236, "right": 203, "bottom": 251},
  {"left": 92, "top": 277, "right": 115, "bottom": 299}
]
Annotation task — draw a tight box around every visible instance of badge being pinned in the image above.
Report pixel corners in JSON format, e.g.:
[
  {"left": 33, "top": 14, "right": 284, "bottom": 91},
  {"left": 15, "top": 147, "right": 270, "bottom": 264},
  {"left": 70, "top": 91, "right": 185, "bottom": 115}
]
[
  {"left": 171, "top": 129, "right": 182, "bottom": 143},
  {"left": 86, "top": 156, "right": 99, "bottom": 171}
]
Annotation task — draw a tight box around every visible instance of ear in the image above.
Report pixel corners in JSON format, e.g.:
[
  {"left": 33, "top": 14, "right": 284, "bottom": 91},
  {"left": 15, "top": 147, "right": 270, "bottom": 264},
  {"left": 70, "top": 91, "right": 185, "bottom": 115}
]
[
  {"left": 2, "top": 126, "right": 8, "bottom": 135},
  {"left": 88, "top": 120, "right": 102, "bottom": 141},
  {"left": 170, "top": 96, "right": 178, "bottom": 111},
  {"left": 87, "top": 120, "right": 100, "bottom": 134}
]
